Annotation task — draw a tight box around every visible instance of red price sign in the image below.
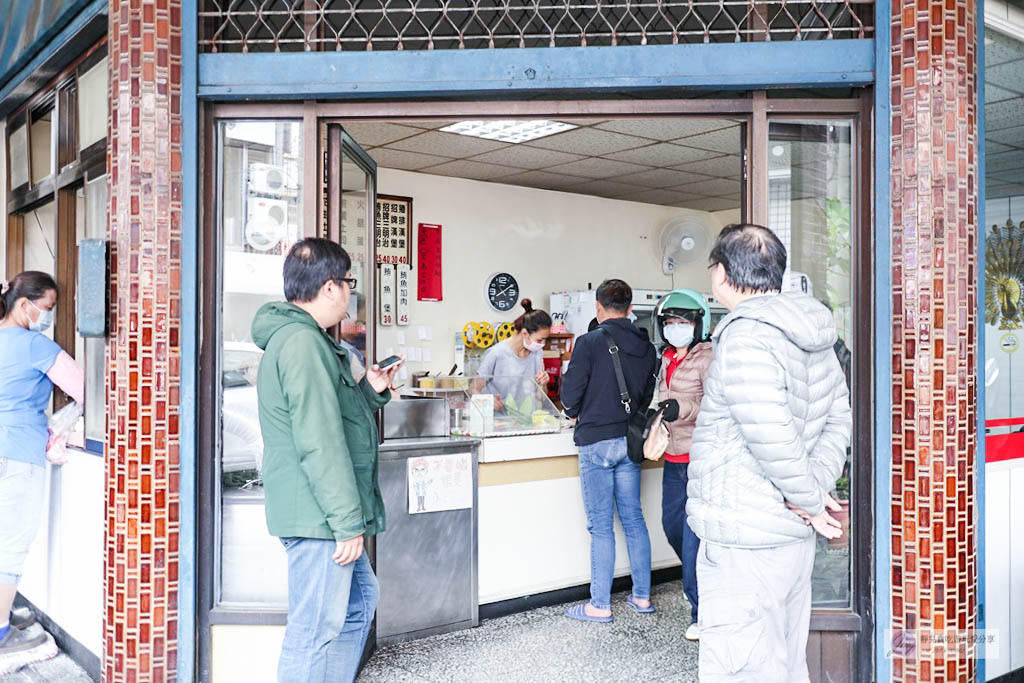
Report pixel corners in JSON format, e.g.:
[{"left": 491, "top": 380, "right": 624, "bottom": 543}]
[{"left": 417, "top": 223, "right": 442, "bottom": 302}]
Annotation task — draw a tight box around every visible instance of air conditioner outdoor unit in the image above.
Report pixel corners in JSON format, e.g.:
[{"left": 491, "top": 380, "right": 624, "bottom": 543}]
[
  {"left": 245, "top": 197, "right": 288, "bottom": 252},
  {"left": 248, "top": 163, "right": 294, "bottom": 195}
]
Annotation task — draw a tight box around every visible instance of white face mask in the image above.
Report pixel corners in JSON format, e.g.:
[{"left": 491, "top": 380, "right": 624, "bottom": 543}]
[
  {"left": 28, "top": 300, "right": 54, "bottom": 333},
  {"left": 663, "top": 323, "right": 695, "bottom": 349},
  {"left": 524, "top": 335, "right": 545, "bottom": 353}
]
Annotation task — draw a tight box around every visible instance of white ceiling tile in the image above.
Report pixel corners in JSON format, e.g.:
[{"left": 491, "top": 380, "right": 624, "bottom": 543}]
[
  {"left": 985, "top": 30, "right": 1024, "bottom": 67},
  {"left": 986, "top": 84, "right": 1022, "bottom": 104},
  {"left": 986, "top": 141, "right": 1015, "bottom": 156},
  {"left": 524, "top": 127, "right": 652, "bottom": 155},
  {"left": 684, "top": 197, "right": 743, "bottom": 212},
  {"left": 604, "top": 142, "right": 720, "bottom": 166},
  {"left": 674, "top": 126, "right": 742, "bottom": 155},
  {"left": 401, "top": 120, "right": 459, "bottom": 130},
  {"left": 340, "top": 122, "right": 424, "bottom": 148},
  {"left": 371, "top": 148, "right": 453, "bottom": 171},
  {"left": 420, "top": 159, "right": 525, "bottom": 181},
  {"left": 545, "top": 157, "right": 649, "bottom": 179},
  {"left": 499, "top": 170, "right": 585, "bottom": 189},
  {"left": 616, "top": 168, "right": 716, "bottom": 189},
  {"left": 389, "top": 130, "right": 509, "bottom": 157},
  {"left": 676, "top": 177, "right": 742, "bottom": 197},
  {"left": 562, "top": 179, "right": 648, "bottom": 197},
  {"left": 467, "top": 145, "right": 585, "bottom": 169},
  {"left": 615, "top": 188, "right": 702, "bottom": 206},
  {"left": 673, "top": 155, "right": 743, "bottom": 178},
  {"left": 596, "top": 118, "right": 737, "bottom": 142},
  {"left": 986, "top": 61, "right": 1024, "bottom": 94}
]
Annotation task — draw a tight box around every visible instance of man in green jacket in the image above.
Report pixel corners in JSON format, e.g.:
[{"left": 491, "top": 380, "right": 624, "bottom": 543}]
[{"left": 252, "top": 238, "right": 401, "bottom": 683}]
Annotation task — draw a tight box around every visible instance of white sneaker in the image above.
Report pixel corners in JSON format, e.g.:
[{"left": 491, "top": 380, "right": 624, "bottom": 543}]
[{"left": 685, "top": 624, "right": 700, "bottom": 641}]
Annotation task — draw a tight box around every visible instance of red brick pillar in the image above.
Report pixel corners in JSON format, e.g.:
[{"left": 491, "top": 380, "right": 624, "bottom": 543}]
[
  {"left": 106, "top": 0, "right": 183, "bottom": 680},
  {"left": 889, "top": 0, "right": 979, "bottom": 679}
]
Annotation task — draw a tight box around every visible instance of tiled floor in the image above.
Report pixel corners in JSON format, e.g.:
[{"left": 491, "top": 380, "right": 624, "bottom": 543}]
[
  {"left": 0, "top": 654, "right": 92, "bottom": 683},
  {"left": 358, "top": 582, "right": 699, "bottom": 683},
  {"left": 0, "top": 624, "right": 91, "bottom": 683}
]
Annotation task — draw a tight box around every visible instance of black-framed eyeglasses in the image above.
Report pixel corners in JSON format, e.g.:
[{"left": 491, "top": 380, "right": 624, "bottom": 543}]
[{"left": 336, "top": 277, "right": 358, "bottom": 290}]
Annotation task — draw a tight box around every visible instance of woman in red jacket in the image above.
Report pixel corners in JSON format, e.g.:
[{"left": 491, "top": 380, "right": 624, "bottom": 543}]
[{"left": 654, "top": 289, "right": 713, "bottom": 641}]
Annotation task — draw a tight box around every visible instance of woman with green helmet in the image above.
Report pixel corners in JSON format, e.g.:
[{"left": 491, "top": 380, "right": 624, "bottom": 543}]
[{"left": 653, "top": 288, "right": 713, "bottom": 641}]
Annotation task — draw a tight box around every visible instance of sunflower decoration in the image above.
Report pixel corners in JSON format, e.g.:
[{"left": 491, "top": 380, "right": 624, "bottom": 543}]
[
  {"left": 986, "top": 219, "right": 1024, "bottom": 331},
  {"left": 495, "top": 321, "right": 517, "bottom": 342},
  {"left": 462, "top": 321, "right": 497, "bottom": 349}
]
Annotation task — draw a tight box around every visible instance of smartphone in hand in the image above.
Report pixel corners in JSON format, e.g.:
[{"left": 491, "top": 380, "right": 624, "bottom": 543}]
[{"left": 376, "top": 355, "right": 402, "bottom": 370}]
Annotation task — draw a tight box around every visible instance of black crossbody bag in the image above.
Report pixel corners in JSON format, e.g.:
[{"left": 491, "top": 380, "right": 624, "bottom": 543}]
[{"left": 600, "top": 329, "right": 651, "bottom": 464}]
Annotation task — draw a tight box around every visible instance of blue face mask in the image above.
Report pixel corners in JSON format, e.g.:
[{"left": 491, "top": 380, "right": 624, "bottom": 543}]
[{"left": 28, "top": 300, "right": 54, "bottom": 333}]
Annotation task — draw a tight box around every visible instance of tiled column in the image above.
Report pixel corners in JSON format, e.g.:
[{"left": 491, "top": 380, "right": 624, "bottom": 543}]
[
  {"left": 889, "top": 0, "right": 979, "bottom": 680},
  {"left": 106, "top": 0, "right": 183, "bottom": 681}
]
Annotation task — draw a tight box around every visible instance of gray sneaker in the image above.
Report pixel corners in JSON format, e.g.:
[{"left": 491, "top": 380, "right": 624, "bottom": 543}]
[
  {"left": 0, "top": 625, "right": 47, "bottom": 654},
  {"left": 10, "top": 608, "right": 35, "bottom": 630}
]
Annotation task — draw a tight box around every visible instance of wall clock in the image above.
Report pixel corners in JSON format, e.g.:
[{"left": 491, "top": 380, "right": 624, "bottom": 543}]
[{"left": 486, "top": 272, "right": 519, "bottom": 313}]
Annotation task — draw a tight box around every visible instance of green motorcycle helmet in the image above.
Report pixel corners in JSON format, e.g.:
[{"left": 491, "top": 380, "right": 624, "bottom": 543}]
[{"left": 654, "top": 289, "right": 711, "bottom": 345}]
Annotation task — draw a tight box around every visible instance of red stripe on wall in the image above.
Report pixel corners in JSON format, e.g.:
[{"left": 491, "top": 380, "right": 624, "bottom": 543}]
[
  {"left": 986, "top": 432, "right": 1024, "bottom": 462},
  {"left": 985, "top": 417, "right": 1024, "bottom": 429}
]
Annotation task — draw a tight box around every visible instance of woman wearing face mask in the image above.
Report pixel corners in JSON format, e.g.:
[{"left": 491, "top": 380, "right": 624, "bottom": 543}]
[
  {"left": 0, "top": 272, "right": 84, "bottom": 661},
  {"left": 653, "top": 289, "right": 712, "bottom": 642},
  {"left": 473, "top": 299, "right": 552, "bottom": 410}
]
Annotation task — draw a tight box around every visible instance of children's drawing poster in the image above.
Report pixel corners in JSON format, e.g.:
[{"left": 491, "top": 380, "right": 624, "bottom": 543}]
[{"left": 408, "top": 452, "right": 473, "bottom": 514}]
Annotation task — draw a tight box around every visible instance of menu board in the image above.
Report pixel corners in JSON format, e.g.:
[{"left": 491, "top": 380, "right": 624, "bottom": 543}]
[
  {"left": 375, "top": 195, "right": 413, "bottom": 265},
  {"left": 396, "top": 264, "right": 411, "bottom": 326},
  {"left": 379, "top": 263, "right": 396, "bottom": 326}
]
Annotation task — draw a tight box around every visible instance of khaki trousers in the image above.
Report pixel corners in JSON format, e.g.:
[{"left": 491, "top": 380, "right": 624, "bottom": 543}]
[{"left": 696, "top": 534, "right": 816, "bottom": 683}]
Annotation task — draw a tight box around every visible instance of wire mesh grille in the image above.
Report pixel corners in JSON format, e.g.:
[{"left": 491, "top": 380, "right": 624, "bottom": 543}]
[{"left": 199, "top": 0, "right": 874, "bottom": 53}]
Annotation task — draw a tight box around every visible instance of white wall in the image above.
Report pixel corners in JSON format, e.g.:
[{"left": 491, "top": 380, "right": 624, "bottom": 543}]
[
  {"left": 985, "top": 459, "right": 1024, "bottom": 678},
  {"left": 982, "top": 199, "right": 1024, "bottom": 679},
  {"left": 19, "top": 451, "right": 106, "bottom": 656},
  {"left": 375, "top": 168, "right": 738, "bottom": 373}
]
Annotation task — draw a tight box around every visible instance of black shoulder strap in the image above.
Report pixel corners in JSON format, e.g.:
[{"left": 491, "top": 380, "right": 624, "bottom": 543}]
[{"left": 600, "top": 328, "right": 635, "bottom": 416}]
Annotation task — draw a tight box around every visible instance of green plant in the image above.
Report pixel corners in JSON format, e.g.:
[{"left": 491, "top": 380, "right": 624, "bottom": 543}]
[
  {"left": 834, "top": 474, "right": 850, "bottom": 501},
  {"left": 824, "top": 197, "right": 852, "bottom": 310}
]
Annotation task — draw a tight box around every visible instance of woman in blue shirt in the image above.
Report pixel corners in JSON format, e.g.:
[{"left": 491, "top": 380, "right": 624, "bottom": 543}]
[{"left": 0, "top": 272, "right": 84, "bottom": 658}]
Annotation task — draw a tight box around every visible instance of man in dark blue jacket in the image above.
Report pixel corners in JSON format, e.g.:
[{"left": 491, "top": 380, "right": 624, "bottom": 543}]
[{"left": 560, "top": 279, "right": 659, "bottom": 622}]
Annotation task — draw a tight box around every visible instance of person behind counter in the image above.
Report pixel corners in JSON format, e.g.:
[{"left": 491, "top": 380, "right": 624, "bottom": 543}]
[
  {"left": 653, "top": 289, "right": 713, "bottom": 642},
  {"left": 472, "top": 299, "right": 552, "bottom": 408},
  {"left": 252, "top": 238, "right": 402, "bottom": 683},
  {"left": 0, "top": 272, "right": 85, "bottom": 663}
]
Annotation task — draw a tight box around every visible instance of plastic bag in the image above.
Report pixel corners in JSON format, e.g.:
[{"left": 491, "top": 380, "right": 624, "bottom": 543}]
[{"left": 46, "top": 402, "right": 84, "bottom": 465}]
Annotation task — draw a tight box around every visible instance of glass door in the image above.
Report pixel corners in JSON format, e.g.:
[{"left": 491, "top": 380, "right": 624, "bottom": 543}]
[
  {"left": 752, "top": 115, "right": 860, "bottom": 612},
  {"left": 322, "top": 123, "right": 378, "bottom": 368},
  {"left": 321, "top": 122, "right": 380, "bottom": 668}
]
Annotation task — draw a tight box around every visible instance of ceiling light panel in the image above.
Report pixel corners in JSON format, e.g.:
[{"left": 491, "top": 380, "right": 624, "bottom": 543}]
[{"left": 440, "top": 120, "right": 577, "bottom": 144}]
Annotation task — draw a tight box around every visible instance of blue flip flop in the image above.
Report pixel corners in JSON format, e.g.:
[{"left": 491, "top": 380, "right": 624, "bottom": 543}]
[
  {"left": 564, "top": 602, "right": 613, "bottom": 623},
  {"left": 626, "top": 595, "right": 656, "bottom": 614}
]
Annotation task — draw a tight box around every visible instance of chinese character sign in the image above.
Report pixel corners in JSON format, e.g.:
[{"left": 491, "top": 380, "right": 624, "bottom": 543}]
[
  {"left": 375, "top": 195, "right": 412, "bottom": 265},
  {"left": 418, "top": 223, "right": 442, "bottom": 302},
  {"left": 379, "top": 263, "right": 396, "bottom": 326},
  {"left": 397, "top": 264, "right": 411, "bottom": 326}
]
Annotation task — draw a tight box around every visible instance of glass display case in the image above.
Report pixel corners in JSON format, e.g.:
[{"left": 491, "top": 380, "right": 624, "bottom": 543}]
[{"left": 446, "top": 375, "right": 564, "bottom": 438}]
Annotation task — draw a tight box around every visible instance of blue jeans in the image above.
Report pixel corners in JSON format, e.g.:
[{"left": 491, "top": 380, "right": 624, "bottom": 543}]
[
  {"left": 577, "top": 437, "right": 652, "bottom": 609},
  {"left": 278, "top": 538, "right": 379, "bottom": 683},
  {"left": 661, "top": 461, "right": 699, "bottom": 622}
]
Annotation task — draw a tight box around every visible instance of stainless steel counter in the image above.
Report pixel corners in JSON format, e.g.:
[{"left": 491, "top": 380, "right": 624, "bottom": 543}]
[{"left": 375, "top": 437, "right": 482, "bottom": 646}]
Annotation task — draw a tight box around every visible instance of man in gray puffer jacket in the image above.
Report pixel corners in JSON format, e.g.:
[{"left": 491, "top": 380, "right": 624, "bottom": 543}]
[{"left": 687, "top": 224, "right": 851, "bottom": 683}]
